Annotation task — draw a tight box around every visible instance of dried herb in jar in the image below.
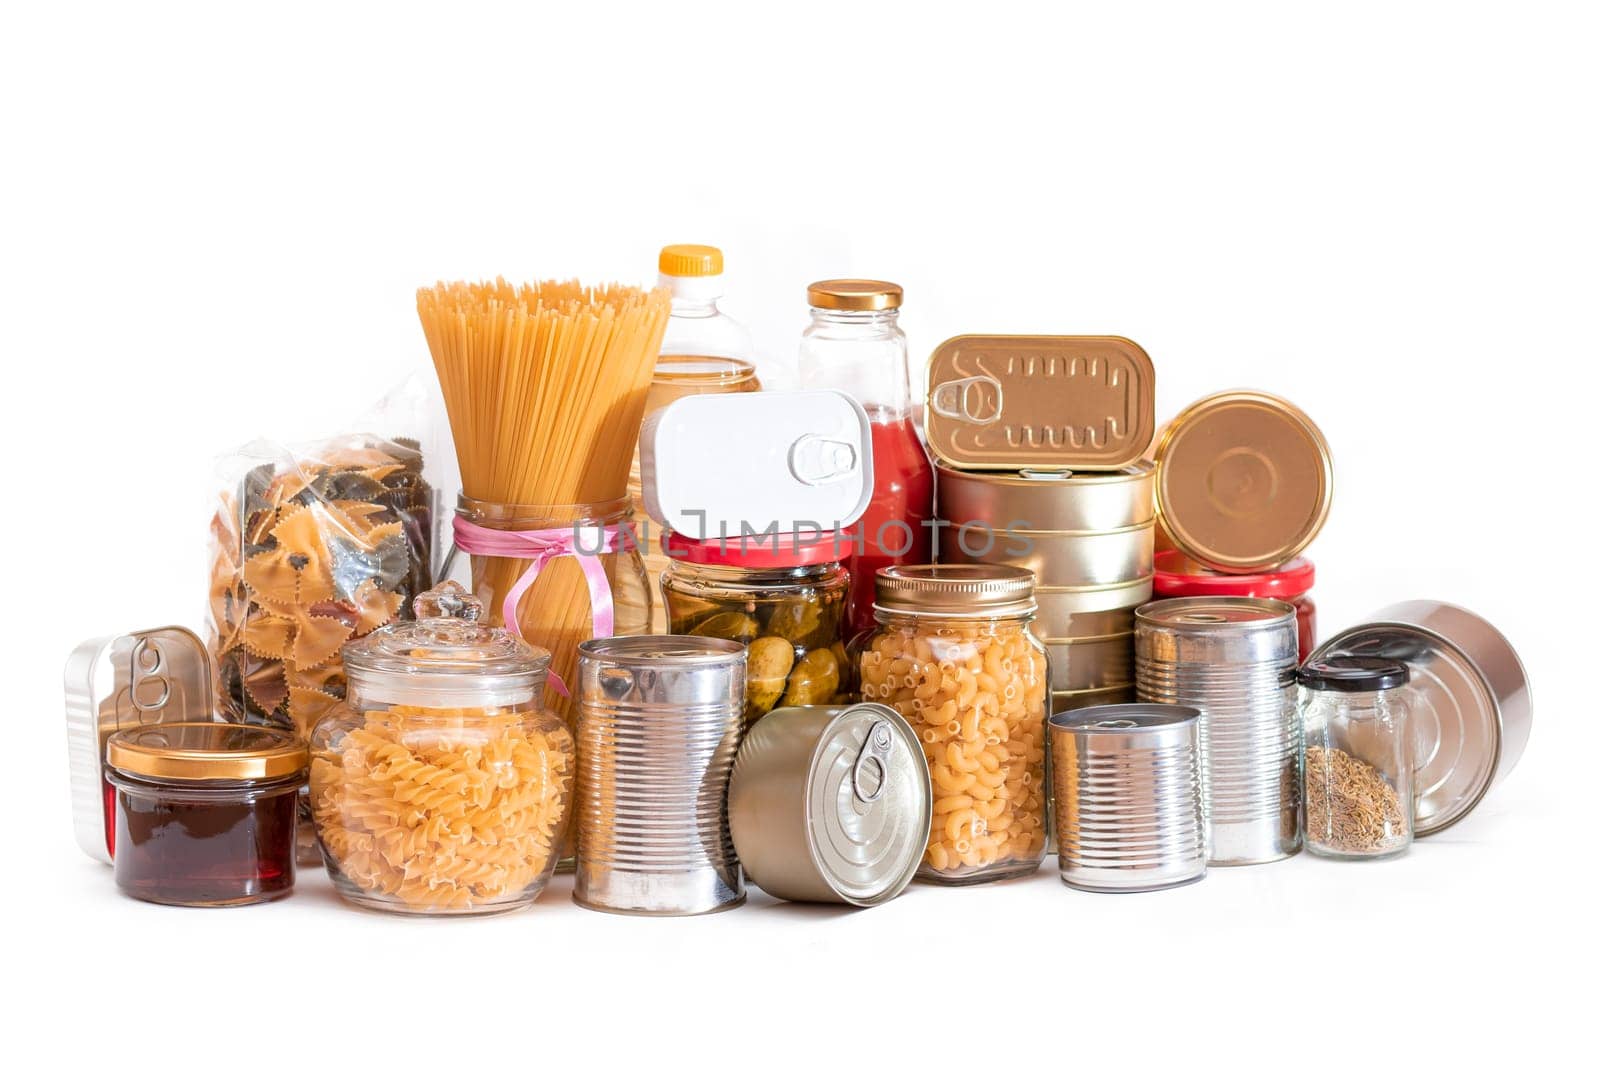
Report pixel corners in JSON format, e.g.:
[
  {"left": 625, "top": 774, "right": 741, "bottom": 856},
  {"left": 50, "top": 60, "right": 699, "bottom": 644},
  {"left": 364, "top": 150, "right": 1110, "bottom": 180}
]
[{"left": 1304, "top": 745, "right": 1408, "bottom": 853}]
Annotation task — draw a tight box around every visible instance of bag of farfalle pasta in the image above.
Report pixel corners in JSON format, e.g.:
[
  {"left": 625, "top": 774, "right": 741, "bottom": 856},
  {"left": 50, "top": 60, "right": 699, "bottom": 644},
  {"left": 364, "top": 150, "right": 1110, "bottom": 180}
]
[{"left": 207, "top": 434, "right": 436, "bottom": 742}]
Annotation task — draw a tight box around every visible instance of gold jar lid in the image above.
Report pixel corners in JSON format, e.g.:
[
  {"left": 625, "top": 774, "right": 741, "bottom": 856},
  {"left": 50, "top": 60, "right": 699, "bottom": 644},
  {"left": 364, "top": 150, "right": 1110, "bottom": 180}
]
[
  {"left": 874, "top": 564, "right": 1036, "bottom": 618},
  {"left": 1153, "top": 390, "right": 1333, "bottom": 574},
  {"left": 107, "top": 723, "right": 308, "bottom": 782},
  {"left": 807, "top": 279, "right": 903, "bottom": 311}
]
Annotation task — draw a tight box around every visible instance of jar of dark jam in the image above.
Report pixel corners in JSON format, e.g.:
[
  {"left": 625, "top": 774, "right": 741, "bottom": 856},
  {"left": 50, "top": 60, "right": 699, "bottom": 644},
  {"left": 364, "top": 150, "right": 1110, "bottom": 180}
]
[{"left": 105, "top": 723, "right": 307, "bottom": 906}]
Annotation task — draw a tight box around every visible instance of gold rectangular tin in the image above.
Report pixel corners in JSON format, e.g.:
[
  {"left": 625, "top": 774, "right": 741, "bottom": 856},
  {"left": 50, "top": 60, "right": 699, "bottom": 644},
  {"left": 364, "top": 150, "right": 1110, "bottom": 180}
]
[{"left": 925, "top": 336, "right": 1155, "bottom": 471}]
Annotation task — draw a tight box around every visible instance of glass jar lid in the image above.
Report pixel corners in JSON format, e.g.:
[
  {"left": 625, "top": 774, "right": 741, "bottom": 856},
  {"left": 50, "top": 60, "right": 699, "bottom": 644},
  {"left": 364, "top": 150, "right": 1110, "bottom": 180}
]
[
  {"left": 874, "top": 564, "right": 1036, "bottom": 619},
  {"left": 1297, "top": 655, "right": 1410, "bottom": 692},
  {"left": 342, "top": 581, "right": 552, "bottom": 707},
  {"left": 107, "top": 723, "right": 308, "bottom": 783},
  {"left": 806, "top": 279, "right": 903, "bottom": 311}
]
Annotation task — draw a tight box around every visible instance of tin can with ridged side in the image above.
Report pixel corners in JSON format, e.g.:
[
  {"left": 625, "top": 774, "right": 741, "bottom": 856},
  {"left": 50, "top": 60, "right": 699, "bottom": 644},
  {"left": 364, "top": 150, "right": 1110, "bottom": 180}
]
[
  {"left": 729, "top": 704, "right": 930, "bottom": 906},
  {"left": 574, "top": 635, "right": 746, "bottom": 915},
  {"left": 1135, "top": 597, "right": 1300, "bottom": 865},
  {"left": 1050, "top": 704, "right": 1206, "bottom": 892}
]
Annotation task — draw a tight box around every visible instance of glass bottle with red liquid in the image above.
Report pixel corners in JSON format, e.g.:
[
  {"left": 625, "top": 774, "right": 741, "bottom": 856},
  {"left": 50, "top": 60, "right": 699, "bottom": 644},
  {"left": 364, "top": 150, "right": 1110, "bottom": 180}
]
[{"left": 799, "top": 280, "right": 934, "bottom": 634}]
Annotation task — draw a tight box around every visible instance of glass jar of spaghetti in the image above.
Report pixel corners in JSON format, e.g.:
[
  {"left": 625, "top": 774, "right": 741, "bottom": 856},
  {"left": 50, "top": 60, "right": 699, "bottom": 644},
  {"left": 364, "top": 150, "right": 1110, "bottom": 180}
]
[
  {"left": 309, "top": 581, "right": 574, "bottom": 915},
  {"left": 854, "top": 564, "right": 1049, "bottom": 884},
  {"left": 661, "top": 531, "right": 849, "bottom": 723},
  {"left": 1153, "top": 551, "right": 1317, "bottom": 663},
  {"left": 106, "top": 723, "right": 307, "bottom": 906}
]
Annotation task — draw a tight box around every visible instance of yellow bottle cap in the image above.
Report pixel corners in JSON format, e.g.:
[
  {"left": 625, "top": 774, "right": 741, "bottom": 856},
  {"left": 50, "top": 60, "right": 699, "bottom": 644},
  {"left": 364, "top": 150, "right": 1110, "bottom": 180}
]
[{"left": 659, "top": 244, "right": 725, "bottom": 277}]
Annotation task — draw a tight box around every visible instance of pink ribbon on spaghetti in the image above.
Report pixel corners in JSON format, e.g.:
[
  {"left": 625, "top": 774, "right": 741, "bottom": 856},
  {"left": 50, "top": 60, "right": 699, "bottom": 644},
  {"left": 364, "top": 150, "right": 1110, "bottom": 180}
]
[{"left": 450, "top": 515, "right": 627, "bottom": 699}]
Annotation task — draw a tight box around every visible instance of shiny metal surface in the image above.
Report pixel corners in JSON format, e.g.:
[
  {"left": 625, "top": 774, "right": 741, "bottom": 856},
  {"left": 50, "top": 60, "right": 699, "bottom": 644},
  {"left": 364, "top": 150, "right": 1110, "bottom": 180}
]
[
  {"left": 1035, "top": 585, "right": 1150, "bottom": 635},
  {"left": 1136, "top": 597, "right": 1300, "bottom": 865},
  {"left": 1050, "top": 704, "right": 1207, "bottom": 892},
  {"left": 1044, "top": 632, "right": 1134, "bottom": 691},
  {"left": 1051, "top": 684, "right": 1138, "bottom": 714},
  {"left": 938, "top": 521, "right": 1153, "bottom": 588},
  {"left": 729, "top": 704, "right": 930, "bottom": 906},
  {"left": 573, "top": 636, "right": 747, "bottom": 915},
  {"left": 936, "top": 460, "right": 1156, "bottom": 532},
  {"left": 1312, "top": 600, "right": 1532, "bottom": 837}
]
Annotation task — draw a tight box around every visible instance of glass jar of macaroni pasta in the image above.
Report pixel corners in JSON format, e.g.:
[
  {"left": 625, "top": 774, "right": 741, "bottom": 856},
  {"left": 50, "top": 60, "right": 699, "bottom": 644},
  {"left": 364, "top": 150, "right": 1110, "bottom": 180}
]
[
  {"left": 661, "top": 531, "right": 850, "bottom": 723},
  {"left": 309, "top": 581, "right": 575, "bottom": 916},
  {"left": 855, "top": 564, "right": 1050, "bottom": 884}
]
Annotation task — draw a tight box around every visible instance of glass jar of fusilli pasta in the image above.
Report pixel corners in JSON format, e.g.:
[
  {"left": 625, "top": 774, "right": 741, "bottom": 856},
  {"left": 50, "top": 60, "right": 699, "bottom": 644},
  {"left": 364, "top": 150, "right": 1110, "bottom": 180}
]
[
  {"left": 309, "top": 580, "right": 574, "bottom": 916},
  {"left": 854, "top": 564, "right": 1050, "bottom": 885}
]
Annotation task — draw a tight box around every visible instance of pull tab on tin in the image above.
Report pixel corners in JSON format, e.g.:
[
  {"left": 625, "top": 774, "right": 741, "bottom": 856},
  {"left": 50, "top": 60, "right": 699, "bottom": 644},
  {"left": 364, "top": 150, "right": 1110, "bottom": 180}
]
[
  {"left": 788, "top": 433, "right": 859, "bottom": 486},
  {"left": 929, "top": 375, "right": 1004, "bottom": 425},
  {"left": 852, "top": 720, "right": 894, "bottom": 803}
]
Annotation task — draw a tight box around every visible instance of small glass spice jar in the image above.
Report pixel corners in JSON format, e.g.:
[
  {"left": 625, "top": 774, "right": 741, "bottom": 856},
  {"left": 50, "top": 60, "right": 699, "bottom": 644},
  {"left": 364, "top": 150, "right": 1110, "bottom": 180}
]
[
  {"left": 106, "top": 722, "right": 307, "bottom": 906},
  {"left": 854, "top": 564, "right": 1050, "bottom": 884},
  {"left": 1297, "top": 656, "right": 1414, "bottom": 859},
  {"left": 1154, "top": 550, "right": 1317, "bottom": 663},
  {"left": 661, "top": 531, "right": 850, "bottom": 723},
  {"left": 310, "top": 581, "right": 574, "bottom": 915}
]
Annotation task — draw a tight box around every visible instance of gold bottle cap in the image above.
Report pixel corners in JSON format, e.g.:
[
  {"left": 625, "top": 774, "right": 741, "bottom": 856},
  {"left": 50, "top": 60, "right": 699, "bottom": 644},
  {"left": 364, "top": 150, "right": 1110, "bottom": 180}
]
[
  {"left": 107, "top": 723, "right": 308, "bottom": 783},
  {"left": 874, "top": 564, "right": 1036, "bottom": 618},
  {"left": 807, "top": 279, "right": 903, "bottom": 311},
  {"left": 1154, "top": 390, "right": 1333, "bottom": 573}
]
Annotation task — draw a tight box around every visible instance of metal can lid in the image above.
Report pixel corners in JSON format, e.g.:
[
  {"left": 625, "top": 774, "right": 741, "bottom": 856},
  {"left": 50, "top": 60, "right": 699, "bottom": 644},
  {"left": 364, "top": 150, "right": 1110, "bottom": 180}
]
[
  {"left": 804, "top": 704, "right": 931, "bottom": 905},
  {"left": 1296, "top": 655, "right": 1409, "bottom": 692},
  {"left": 1136, "top": 595, "right": 1296, "bottom": 630},
  {"left": 1153, "top": 391, "right": 1333, "bottom": 573},
  {"left": 578, "top": 634, "right": 746, "bottom": 668},
  {"left": 806, "top": 279, "right": 903, "bottom": 311},
  {"left": 108, "top": 722, "right": 308, "bottom": 783},
  {"left": 874, "top": 563, "right": 1037, "bottom": 619},
  {"left": 1049, "top": 704, "right": 1200, "bottom": 733},
  {"left": 924, "top": 335, "right": 1156, "bottom": 471}
]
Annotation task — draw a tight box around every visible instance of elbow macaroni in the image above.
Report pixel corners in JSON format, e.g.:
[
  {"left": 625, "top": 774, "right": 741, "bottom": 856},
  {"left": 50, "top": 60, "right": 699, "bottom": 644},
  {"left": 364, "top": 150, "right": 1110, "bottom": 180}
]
[{"left": 858, "top": 620, "right": 1048, "bottom": 881}]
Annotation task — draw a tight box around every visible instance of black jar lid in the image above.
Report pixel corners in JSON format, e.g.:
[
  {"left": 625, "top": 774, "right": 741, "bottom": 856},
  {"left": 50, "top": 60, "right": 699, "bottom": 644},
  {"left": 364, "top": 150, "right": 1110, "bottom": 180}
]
[{"left": 1296, "top": 655, "right": 1410, "bottom": 692}]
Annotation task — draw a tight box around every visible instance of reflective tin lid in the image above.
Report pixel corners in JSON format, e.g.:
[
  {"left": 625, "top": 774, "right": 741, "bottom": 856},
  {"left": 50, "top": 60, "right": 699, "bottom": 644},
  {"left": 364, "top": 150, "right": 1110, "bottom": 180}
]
[
  {"left": 1136, "top": 596, "right": 1295, "bottom": 630},
  {"left": 1153, "top": 391, "right": 1333, "bottom": 573},
  {"left": 875, "top": 564, "right": 1037, "bottom": 619},
  {"left": 806, "top": 279, "right": 903, "bottom": 311},
  {"left": 1312, "top": 601, "right": 1532, "bottom": 837},
  {"left": 343, "top": 581, "right": 551, "bottom": 708},
  {"left": 925, "top": 335, "right": 1155, "bottom": 471},
  {"left": 640, "top": 389, "right": 874, "bottom": 533},
  {"left": 107, "top": 722, "right": 308, "bottom": 783},
  {"left": 64, "top": 625, "right": 216, "bottom": 864},
  {"left": 729, "top": 704, "right": 931, "bottom": 907}
]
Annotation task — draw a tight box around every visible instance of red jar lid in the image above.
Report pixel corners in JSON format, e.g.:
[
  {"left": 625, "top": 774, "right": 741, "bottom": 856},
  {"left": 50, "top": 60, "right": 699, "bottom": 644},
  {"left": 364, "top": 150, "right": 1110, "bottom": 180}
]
[
  {"left": 664, "top": 530, "right": 853, "bottom": 568},
  {"left": 1153, "top": 550, "right": 1315, "bottom": 599}
]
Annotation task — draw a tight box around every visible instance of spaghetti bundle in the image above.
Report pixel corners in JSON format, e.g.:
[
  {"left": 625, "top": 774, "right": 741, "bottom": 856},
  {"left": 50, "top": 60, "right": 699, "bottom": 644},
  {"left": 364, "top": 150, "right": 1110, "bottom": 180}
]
[{"left": 417, "top": 279, "right": 670, "bottom": 723}]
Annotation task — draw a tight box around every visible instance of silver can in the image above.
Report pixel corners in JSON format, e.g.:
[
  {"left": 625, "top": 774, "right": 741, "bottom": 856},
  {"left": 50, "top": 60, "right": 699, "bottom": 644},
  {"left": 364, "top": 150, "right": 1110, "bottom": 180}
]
[
  {"left": 574, "top": 635, "right": 746, "bottom": 916},
  {"left": 1135, "top": 597, "right": 1300, "bottom": 865},
  {"left": 1050, "top": 704, "right": 1207, "bottom": 892},
  {"left": 728, "top": 704, "right": 931, "bottom": 906}
]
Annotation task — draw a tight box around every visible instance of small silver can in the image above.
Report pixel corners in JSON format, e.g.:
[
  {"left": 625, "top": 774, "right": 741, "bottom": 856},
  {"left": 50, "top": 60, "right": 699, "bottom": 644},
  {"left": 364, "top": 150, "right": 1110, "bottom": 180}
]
[
  {"left": 1135, "top": 597, "right": 1300, "bottom": 865},
  {"left": 574, "top": 635, "right": 746, "bottom": 916},
  {"left": 1050, "top": 704, "right": 1206, "bottom": 892},
  {"left": 729, "top": 704, "right": 931, "bottom": 906}
]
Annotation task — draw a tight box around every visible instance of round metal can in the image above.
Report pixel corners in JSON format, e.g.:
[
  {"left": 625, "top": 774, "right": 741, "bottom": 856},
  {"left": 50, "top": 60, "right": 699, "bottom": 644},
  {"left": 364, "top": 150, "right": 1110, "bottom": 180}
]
[
  {"left": 1044, "top": 631, "right": 1134, "bottom": 692},
  {"left": 1153, "top": 391, "right": 1332, "bottom": 574},
  {"left": 1050, "top": 704, "right": 1207, "bottom": 892},
  {"left": 728, "top": 703, "right": 931, "bottom": 906},
  {"left": 1034, "top": 581, "right": 1150, "bottom": 638},
  {"left": 573, "top": 635, "right": 746, "bottom": 916},
  {"left": 1311, "top": 600, "right": 1532, "bottom": 837},
  {"left": 936, "top": 461, "right": 1156, "bottom": 531},
  {"left": 1135, "top": 596, "right": 1300, "bottom": 865}
]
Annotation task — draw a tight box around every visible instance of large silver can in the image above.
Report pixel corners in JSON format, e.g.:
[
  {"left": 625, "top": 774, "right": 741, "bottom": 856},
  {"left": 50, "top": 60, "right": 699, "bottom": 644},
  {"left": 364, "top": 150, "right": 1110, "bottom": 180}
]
[
  {"left": 1049, "top": 704, "right": 1207, "bottom": 892},
  {"left": 574, "top": 635, "right": 746, "bottom": 915},
  {"left": 1135, "top": 597, "right": 1300, "bottom": 865}
]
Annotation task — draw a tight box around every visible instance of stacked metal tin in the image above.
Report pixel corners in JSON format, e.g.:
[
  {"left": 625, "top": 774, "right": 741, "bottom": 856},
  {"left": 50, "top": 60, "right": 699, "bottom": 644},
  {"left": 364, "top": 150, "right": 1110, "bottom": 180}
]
[{"left": 926, "top": 335, "right": 1158, "bottom": 712}]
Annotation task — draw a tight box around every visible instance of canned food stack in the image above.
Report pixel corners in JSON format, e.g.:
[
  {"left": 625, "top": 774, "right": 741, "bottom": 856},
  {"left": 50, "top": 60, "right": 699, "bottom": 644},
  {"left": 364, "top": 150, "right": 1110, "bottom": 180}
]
[
  {"left": 926, "top": 336, "right": 1158, "bottom": 713},
  {"left": 1149, "top": 391, "right": 1334, "bottom": 660}
]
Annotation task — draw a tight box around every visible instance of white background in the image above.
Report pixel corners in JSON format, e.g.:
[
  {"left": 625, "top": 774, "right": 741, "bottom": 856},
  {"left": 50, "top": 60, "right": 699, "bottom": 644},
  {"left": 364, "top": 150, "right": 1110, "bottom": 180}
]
[{"left": 3, "top": 1, "right": 1593, "bottom": 1062}]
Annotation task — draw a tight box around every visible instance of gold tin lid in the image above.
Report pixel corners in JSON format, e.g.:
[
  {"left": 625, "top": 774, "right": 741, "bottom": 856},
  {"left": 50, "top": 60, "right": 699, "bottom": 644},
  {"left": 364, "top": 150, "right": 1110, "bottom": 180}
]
[
  {"left": 107, "top": 722, "right": 308, "bottom": 782},
  {"left": 807, "top": 279, "right": 903, "bottom": 311},
  {"left": 1153, "top": 391, "right": 1333, "bottom": 573},
  {"left": 874, "top": 563, "right": 1036, "bottom": 618},
  {"left": 925, "top": 335, "right": 1156, "bottom": 471}
]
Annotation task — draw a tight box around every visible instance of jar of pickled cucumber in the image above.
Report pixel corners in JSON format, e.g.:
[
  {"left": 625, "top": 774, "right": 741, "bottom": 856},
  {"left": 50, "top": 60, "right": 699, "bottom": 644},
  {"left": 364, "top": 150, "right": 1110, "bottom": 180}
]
[
  {"left": 661, "top": 532, "right": 850, "bottom": 722},
  {"left": 855, "top": 564, "right": 1050, "bottom": 885}
]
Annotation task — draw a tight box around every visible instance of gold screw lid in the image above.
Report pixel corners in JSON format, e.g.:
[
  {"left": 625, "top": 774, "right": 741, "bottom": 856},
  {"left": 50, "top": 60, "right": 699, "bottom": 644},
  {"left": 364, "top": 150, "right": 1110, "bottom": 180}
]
[
  {"left": 1154, "top": 390, "right": 1333, "bottom": 573},
  {"left": 658, "top": 244, "right": 724, "bottom": 277},
  {"left": 107, "top": 723, "right": 308, "bottom": 783},
  {"left": 874, "top": 564, "right": 1036, "bottom": 618},
  {"left": 807, "top": 279, "right": 903, "bottom": 311}
]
